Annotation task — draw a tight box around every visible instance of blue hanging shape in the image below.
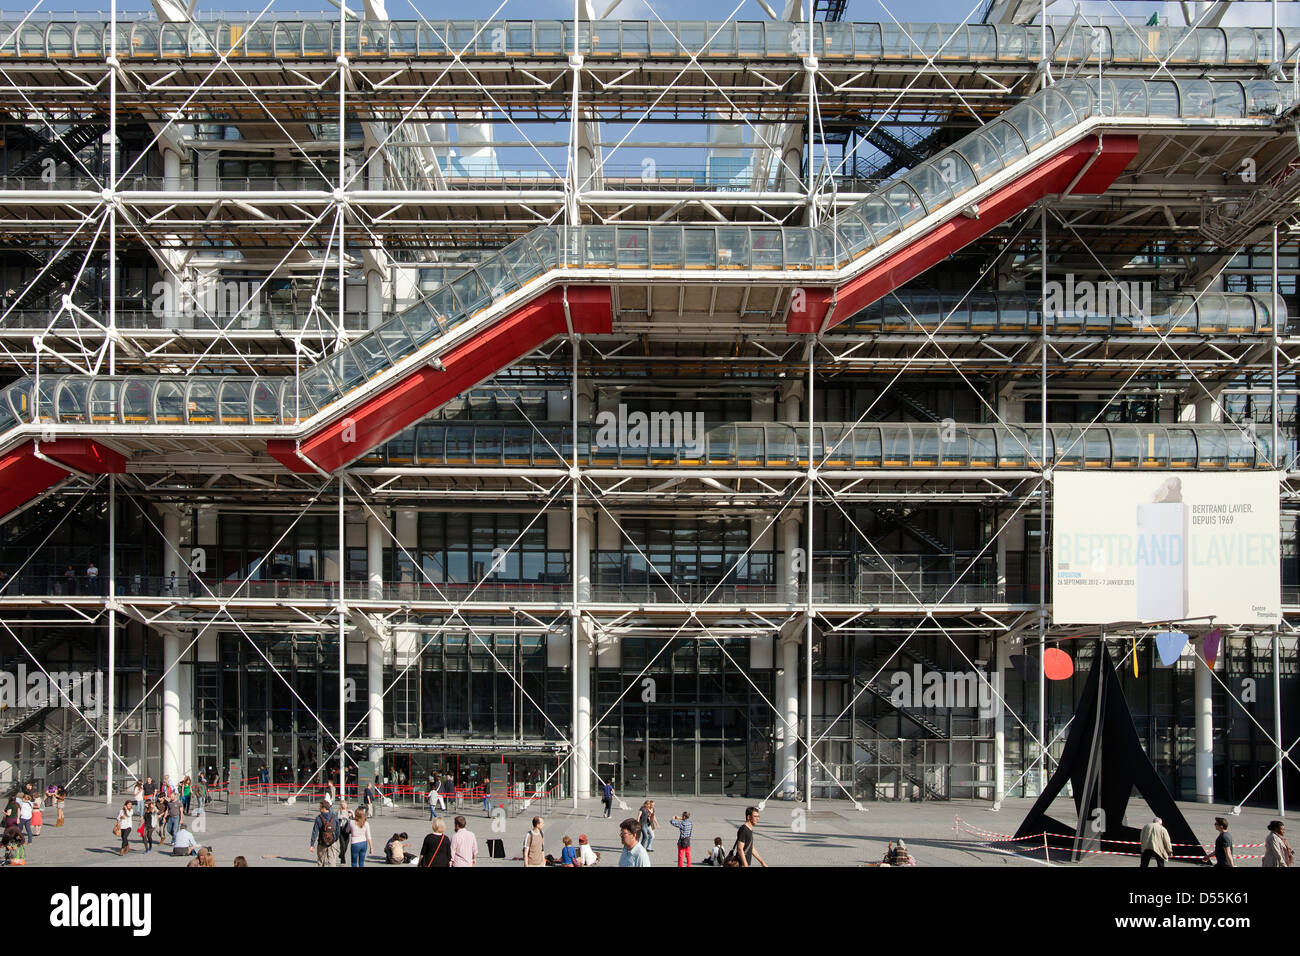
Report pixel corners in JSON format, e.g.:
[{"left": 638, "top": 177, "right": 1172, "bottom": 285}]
[{"left": 1155, "top": 631, "right": 1188, "bottom": 667}]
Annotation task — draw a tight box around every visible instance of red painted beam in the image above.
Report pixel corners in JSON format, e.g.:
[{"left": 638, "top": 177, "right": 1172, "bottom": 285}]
[
  {"left": 788, "top": 135, "right": 1138, "bottom": 334},
  {"left": 0, "top": 442, "right": 68, "bottom": 519},
  {"left": 269, "top": 285, "right": 613, "bottom": 473},
  {"left": 40, "top": 438, "right": 127, "bottom": 475},
  {"left": 0, "top": 438, "right": 124, "bottom": 519}
]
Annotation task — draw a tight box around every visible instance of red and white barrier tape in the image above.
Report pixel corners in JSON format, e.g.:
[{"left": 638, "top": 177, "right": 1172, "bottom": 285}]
[{"left": 953, "top": 817, "right": 1264, "bottom": 860}]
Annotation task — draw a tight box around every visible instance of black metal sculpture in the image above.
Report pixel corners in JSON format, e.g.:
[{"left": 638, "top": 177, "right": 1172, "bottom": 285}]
[{"left": 1014, "top": 640, "right": 1202, "bottom": 862}]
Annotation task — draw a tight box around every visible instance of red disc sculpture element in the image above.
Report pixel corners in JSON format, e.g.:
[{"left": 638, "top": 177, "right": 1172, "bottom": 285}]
[{"left": 1043, "top": 647, "right": 1074, "bottom": 681}]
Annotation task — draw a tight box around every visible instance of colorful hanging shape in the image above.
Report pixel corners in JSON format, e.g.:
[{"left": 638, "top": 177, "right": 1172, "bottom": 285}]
[
  {"left": 1132, "top": 637, "right": 1139, "bottom": 677},
  {"left": 1204, "top": 628, "right": 1223, "bottom": 670},
  {"left": 1155, "top": 631, "right": 1189, "bottom": 667},
  {"left": 1043, "top": 647, "right": 1074, "bottom": 681}
]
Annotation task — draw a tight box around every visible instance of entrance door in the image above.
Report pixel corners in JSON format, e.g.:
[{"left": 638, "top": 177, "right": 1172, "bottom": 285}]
[
  {"left": 647, "top": 740, "right": 672, "bottom": 793},
  {"left": 672, "top": 709, "right": 697, "bottom": 795}
]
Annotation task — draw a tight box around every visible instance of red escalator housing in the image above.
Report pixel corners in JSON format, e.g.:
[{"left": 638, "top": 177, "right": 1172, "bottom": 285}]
[
  {"left": 269, "top": 285, "right": 613, "bottom": 474},
  {"left": 0, "top": 439, "right": 127, "bottom": 519},
  {"left": 788, "top": 135, "right": 1140, "bottom": 334}
]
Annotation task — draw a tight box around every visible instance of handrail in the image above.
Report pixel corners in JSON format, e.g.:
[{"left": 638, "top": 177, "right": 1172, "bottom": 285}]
[
  {"left": 0, "top": 290, "right": 1280, "bottom": 335},
  {"left": 0, "top": 19, "right": 1292, "bottom": 68},
  {"left": 0, "top": 78, "right": 1291, "bottom": 448},
  {"left": 356, "top": 421, "right": 1278, "bottom": 472}
]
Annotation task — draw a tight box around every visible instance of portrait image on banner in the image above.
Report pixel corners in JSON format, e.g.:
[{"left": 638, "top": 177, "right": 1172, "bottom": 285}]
[{"left": 1052, "top": 472, "right": 1280, "bottom": 626}]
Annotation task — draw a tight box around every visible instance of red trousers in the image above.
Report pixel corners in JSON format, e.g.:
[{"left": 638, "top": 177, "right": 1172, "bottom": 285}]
[{"left": 677, "top": 845, "right": 691, "bottom": 867}]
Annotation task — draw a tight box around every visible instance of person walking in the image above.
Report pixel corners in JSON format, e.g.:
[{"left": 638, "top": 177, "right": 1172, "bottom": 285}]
[
  {"left": 522, "top": 815, "right": 546, "bottom": 867},
  {"left": 638, "top": 799, "right": 657, "bottom": 852},
  {"left": 730, "top": 806, "right": 767, "bottom": 867},
  {"left": 346, "top": 807, "right": 373, "bottom": 867},
  {"left": 142, "top": 799, "right": 158, "bottom": 854},
  {"left": 54, "top": 786, "right": 65, "bottom": 827},
  {"left": 618, "top": 818, "right": 650, "bottom": 867},
  {"left": 1263, "top": 820, "right": 1293, "bottom": 868},
  {"left": 192, "top": 773, "right": 206, "bottom": 815},
  {"left": 164, "top": 793, "right": 182, "bottom": 845},
  {"left": 669, "top": 810, "right": 693, "bottom": 867},
  {"left": 601, "top": 779, "right": 614, "bottom": 818},
  {"left": 450, "top": 815, "right": 477, "bottom": 867},
  {"left": 427, "top": 784, "right": 439, "bottom": 820},
  {"left": 115, "top": 800, "right": 134, "bottom": 856},
  {"left": 309, "top": 799, "right": 341, "bottom": 867},
  {"left": 1139, "top": 816, "right": 1172, "bottom": 867},
  {"left": 336, "top": 800, "right": 352, "bottom": 863},
  {"left": 15, "top": 792, "right": 33, "bottom": 844},
  {"left": 419, "top": 818, "right": 452, "bottom": 867},
  {"left": 132, "top": 779, "right": 144, "bottom": 807},
  {"left": 29, "top": 794, "right": 42, "bottom": 838},
  {"left": 1206, "top": 816, "right": 1234, "bottom": 868},
  {"left": 181, "top": 775, "right": 192, "bottom": 814},
  {"left": 432, "top": 773, "right": 447, "bottom": 812}
]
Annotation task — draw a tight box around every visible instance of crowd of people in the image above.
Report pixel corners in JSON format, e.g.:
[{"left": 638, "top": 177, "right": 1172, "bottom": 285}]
[
  {"left": 309, "top": 797, "right": 481, "bottom": 866},
  {"left": 515, "top": 801, "right": 768, "bottom": 867},
  {"left": 2, "top": 770, "right": 1294, "bottom": 869},
  {"left": 114, "top": 772, "right": 213, "bottom": 858},
  {"left": 1, "top": 783, "right": 65, "bottom": 865}
]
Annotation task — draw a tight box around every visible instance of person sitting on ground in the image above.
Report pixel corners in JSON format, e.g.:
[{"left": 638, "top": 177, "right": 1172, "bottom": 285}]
[
  {"left": 558, "top": 834, "right": 579, "bottom": 867},
  {"left": 703, "top": 836, "right": 725, "bottom": 866},
  {"left": 187, "top": 846, "right": 215, "bottom": 867},
  {"left": 577, "top": 834, "right": 599, "bottom": 867},
  {"left": 882, "top": 839, "right": 914, "bottom": 866},
  {"left": 171, "top": 824, "right": 199, "bottom": 857},
  {"left": 386, "top": 831, "right": 416, "bottom": 864},
  {"left": 233, "top": 856, "right": 249, "bottom": 867}
]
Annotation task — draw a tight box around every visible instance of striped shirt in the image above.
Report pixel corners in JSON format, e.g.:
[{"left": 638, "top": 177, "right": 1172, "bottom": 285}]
[{"left": 670, "top": 817, "right": 692, "bottom": 846}]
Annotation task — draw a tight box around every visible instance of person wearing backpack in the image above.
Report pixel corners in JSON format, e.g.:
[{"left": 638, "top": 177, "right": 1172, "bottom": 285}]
[
  {"left": 310, "top": 800, "right": 341, "bottom": 866},
  {"left": 522, "top": 815, "right": 545, "bottom": 867}
]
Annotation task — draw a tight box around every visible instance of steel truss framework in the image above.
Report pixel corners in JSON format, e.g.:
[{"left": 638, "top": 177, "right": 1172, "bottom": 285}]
[{"left": 0, "top": 0, "right": 1297, "bottom": 812}]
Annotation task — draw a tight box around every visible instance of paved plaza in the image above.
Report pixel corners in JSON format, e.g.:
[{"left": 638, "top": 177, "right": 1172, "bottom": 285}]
[{"left": 12, "top": 794, "right": 1284, "bottom": 867}]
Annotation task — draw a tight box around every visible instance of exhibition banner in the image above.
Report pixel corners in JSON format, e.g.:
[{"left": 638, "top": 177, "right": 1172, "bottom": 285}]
[{"left": 1052, "top": 471, "right": 1280, "bottom": 625}]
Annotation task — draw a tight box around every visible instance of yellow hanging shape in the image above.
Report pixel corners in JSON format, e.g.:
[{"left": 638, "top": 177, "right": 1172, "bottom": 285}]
[{"left": 1132, "top": 637, "right": 1139, "bottom": 677}]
